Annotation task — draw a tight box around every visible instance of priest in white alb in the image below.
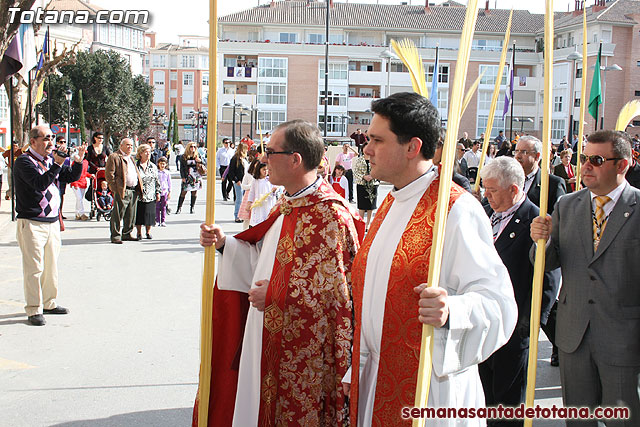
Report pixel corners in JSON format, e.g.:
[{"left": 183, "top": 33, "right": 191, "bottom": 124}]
[
  {"left": 195, "top": 120, "right": 364, "bottom": 427},
  {"left": 345, "top": 93, "right": 517, "bottom": 426}
]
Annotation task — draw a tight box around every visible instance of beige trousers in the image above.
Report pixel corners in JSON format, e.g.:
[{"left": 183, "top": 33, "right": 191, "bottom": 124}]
[{"left": 16, "top": 219, "right": 61, "bottom": 316}]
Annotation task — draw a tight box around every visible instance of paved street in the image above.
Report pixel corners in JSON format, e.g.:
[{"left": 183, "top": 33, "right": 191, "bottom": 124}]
[{"left": 0, "top": 174, "right": 563, "bottom": 426}]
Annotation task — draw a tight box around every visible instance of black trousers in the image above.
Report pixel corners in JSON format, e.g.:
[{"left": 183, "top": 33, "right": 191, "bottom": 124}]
[
  {"left": 479, "top": 336, "right": 528, "bottom": 427},
  {"left": 344, "top": 168, "right": 354, "bottom": 202},
  {"left": 219, "top": 166, "right": 234, "bottom": 200}
]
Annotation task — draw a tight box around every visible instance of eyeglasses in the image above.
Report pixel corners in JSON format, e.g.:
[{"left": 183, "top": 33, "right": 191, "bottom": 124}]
[
  {"left": 57, "top": 140, "right": 66, "bottom": 144},
  {"left": 40, "top": 135, "right": 54, "bottom": 141},
  {"left": 264, "top": 148, "right": 295, "bottom": 158},
  {"left": 579, "top": 154, "right": 623, "bottom": 167},
  {"left": 513, "top": 149, "right": 534, "bottom": 155}
]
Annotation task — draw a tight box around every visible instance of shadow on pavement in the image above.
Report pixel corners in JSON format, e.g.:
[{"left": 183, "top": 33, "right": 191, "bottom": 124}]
[{"left": 51, "top": 407, "right": 192, "bottom": 426}]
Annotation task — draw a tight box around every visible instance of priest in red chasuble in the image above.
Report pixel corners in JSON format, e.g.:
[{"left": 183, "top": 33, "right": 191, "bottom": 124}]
[
  {"left": 196, "top": 119, "right": 364, "bottom": 427},
  {"left": 345, "top": 93, "right": 517, "bottom": 426}
]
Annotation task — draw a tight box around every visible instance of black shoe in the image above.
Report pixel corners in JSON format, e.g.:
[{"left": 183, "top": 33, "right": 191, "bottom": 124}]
[
  {"left": 190, "top": 207, "right": 195, "bottom": 214},
  {"left": 44, "top": 306, "right": 69, "bottom": 315},
  {"left": 234, "top": 218, "right": 242, "bottom": 223},
  {"left": 550, "top": 351, "right": 559, "bottom": 367},
  {"left": 136, "top": 234, "right": 142, "bottom": 241},
  {"left": 176, "top": 208, "right": 181, "bottom": 214},
  {"left": 111, "top": 238, "right": 123, "bottom": 244},
  {"left": 28, "top": 314, "right": 46, "bottom": 326},
  {"left": 146, "top": 233, "right": 152, "bottom": 240},
  {"left": 122, "top": 235, "right": 137, "bottom": 241},
  {"left": 61, "top": 215, "right": 67, "bottom": 220}
]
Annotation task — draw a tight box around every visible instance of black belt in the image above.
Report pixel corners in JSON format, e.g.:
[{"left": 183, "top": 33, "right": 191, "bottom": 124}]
[{"left": 126, "top": 186, "right": 137, "bottom": 190}]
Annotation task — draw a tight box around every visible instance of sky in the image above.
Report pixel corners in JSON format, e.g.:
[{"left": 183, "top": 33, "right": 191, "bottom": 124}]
[{"left": 91, "top": 0, "right": 576, "bottom": 45}]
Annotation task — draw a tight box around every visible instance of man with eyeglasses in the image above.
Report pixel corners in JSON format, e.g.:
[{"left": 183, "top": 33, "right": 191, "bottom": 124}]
[
  {"left": 514, "top": 135, "right": 565, "bottom": 367},
  {"left": 13, "top": 125, "right": 87, "bottom": 326},
  {"left": 531, "top": 130, "right": 640, "bottom": 426},
  {"left": 196, "top": 120, "right": 364, "bottom": 426}
]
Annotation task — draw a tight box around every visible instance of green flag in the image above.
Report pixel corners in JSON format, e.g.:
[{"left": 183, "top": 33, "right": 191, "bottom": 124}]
[{"left": 588, "top": 43, "right": 602, "bottom": 121}]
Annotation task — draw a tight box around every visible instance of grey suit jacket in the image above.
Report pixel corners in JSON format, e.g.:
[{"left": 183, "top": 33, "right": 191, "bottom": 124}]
[{"left": 542, "top": 183, "right": 640, "bottom": 366}]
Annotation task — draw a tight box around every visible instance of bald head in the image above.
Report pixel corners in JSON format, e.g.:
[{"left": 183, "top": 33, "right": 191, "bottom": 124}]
[
  {"left": 120, "top": 138, "right": 134, "bottom": 156},
  {"left": 29, "top": 125, "right": 54, "bottom": 157}
]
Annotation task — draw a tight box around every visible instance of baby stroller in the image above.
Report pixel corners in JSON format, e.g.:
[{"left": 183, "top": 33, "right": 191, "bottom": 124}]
[{"left": 89, "top": 168, "right": 113, "bottom": 221}]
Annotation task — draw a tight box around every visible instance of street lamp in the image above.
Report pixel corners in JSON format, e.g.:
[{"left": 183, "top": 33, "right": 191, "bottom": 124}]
[
  {"left": 513, "top": 117, "right": 534, "bottom": 134},
  {"left": 64, "top": 88, "right": 72, "bottom": 145},
  {"left": 239, "top": 111, "right": 249, "bottom": 141},
  {"left": 248, "top": 105, "right": 258, "bottom": 140},
  {"left": 191, "top": 110, "right": 207, "bottom": 144},
  {"left": 379, "top": 49, "right": 398, "bottom": 98},
  {"left": 567, "top": 49, "right": 582, "bottom": 139},
  {"left": 223, "top": 101, "right": 245, "bottom": 143},
  {"left": 590, "top": 61, "right": 622, "bottom": 129},
  {"left": 152, "top": 110, "right": 168, "bottom": 140}
]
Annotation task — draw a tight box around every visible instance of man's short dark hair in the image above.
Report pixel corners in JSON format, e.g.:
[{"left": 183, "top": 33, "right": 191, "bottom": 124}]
[
  {"left": 588, "top": 130, "right": 632, "bottom": 161},
  {"left": 222, "top": 138, "right": 230, "bottom": 144},
  {"left": 146, "top": 137, "right": 156, "bottom": 142},
  {"left": 370, "top": 92, "right": 440, "bottom": 160},
  {"left": 275, "top": 119, "right": 324, "bottom": 171},
  {"left": 56, "top": 135, "right": 65, "bottom": 142}
]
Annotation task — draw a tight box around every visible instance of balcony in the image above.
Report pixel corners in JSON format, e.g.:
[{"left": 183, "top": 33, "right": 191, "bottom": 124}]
[
  {"left": 348, "top": 70, "right": 384, "bottom": 85},
  {"left": 220, "top": 93, "right": 255, "bottom": 108},
  {"left": 348, "top": 97, "right": 376, "bottom": 112},
  {"left": 222, "top": 66, "right": 258, "bottom": 82}
]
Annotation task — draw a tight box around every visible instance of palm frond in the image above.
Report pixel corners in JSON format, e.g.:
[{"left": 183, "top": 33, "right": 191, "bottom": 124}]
[
  {"left": 391, "top": 39, "right": 428, "bottom": 97},
  {"left": 615, "top": 100, "right": 640, "bottom": 131},
  {"left": 461, "top": 70, "right": 486, "bottom": 116}
]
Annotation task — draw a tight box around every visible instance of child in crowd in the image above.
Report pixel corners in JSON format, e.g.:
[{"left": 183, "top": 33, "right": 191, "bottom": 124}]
[
  {"left": 238, "top": 159, "right": 260, "bottom": 230},
  {"left": 329, "top": 164, "right": 349, "bottom": 200},
  {"left": 156, "top": 156, "right": 171, "bottom": 227},
  {"left": 97, "top": 180, "right": 113, "bottom": 210},
  {"left": 247, "top": 162, "right": 279, "bottom": 227}
]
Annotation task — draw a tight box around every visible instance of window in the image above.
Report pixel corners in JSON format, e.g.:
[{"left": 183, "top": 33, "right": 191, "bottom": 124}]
[
  {"left": 576, "top": 66, "right": 582, "bottom": 79},
  {"left": 151, "top": 54, "right": 166, "bottom": 68},
  {"left": 308, "top": 33, "right": 325, "bottom": 44},
  {"left": 182, "top": 108, "right": 194, "bottom": 120},
  {"left": 472, "top": 39, "right": 503, "bottom": 51},
  {"left": 348, "top": 87, "right": 356, "bottom": 97},
  {"left": 258, "top": 57, "right": 287, "bottom": 78},
  {"left": 258, "top": 110, "right": 286, "bottom": 132},
  {"left": 248, "top": 31, "right": 259, "bottom": 41},
  {"left": 476, "top": 115, "right": 507, "bottom": 139},
  {"left": 258, "top": 83, "right": 287, "bottom": 104},
  {"left": 390, "top": 63, "right": 407, "bottom": 73},
  {"left": 183, "top": 72, "right": 194, "bottom": 86},
  {"left": 170, "top": 72, "right": 177, "bottom": 81},
  {"left": 279, "top": 33, "right": 297, "bottom": 43},
  {"left": 635, "top": 90, "right": 640, "bottom": 97},
  {"left": 479, "top": 65, "right": 508, "bottom": 86},
  {"left": 202, "top": 73, "right": 209, "bottom": 86},
  {"left": 318, "top": 114, "right": 347, "bottom": 134},
  {"left": 329, "top": 34, "right": 343, "bottom": 44},
  {"left": 181, "top": 55, "right": 196, "bottom": 68},
  {"left": 426, "top": 64, "right": 449, "bottom": 84},
  {"left": 0, "top": 89, "right": 8, "bottom": 120},
  {"left": 201, "top": 56, "right": 209, "bottom": 69},
  {"left": 359, "top": 88, "right": 373, "bottom": 98},
  {"left": 554, "top": 96, "right": 563, "bottom": 113},
  {"left": 319, "top": 63, "right": 348, "bottom": 80},
  {"left": 477, "top": 91, "right": 505, "bottom": 111},
  {"left": 153, "top": 71, "right": 165, "bottom": 86},
  {"left": 637, "top": 61, "right": 640, "bottom": 67},
  {"left": 551, "top": 119, "right": 566, "bottom": 141},
  {"left": 437, "top": 88, "right": 448, "bottom": 112},
  {"left": 224, "top": 57, "right": 237, "bottom": 67},
  {"left": 319, "top": 86, "right": 347, "bottom": 105}
]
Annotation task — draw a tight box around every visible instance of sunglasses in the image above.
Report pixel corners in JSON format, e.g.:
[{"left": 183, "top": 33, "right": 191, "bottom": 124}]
[
  {"left": 579, "top": 154, "right": 623, "bottom": 167},
  {"left": 264, "top": 149, "right": 295, "bottom": 158}
]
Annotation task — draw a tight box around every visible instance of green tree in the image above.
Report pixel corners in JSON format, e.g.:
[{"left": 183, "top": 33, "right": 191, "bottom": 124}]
[
  {"left": 77, "top": 88, "right": 86, "bottom": 145},
  {"left": 44, "top": 50, "right": 153, "bottom": 148},
  {"left": 166, "top": 108, "right": 173, "bottom": 144},
  {"left": 172, "top": 104, "right": 179, "bottom": 147}
]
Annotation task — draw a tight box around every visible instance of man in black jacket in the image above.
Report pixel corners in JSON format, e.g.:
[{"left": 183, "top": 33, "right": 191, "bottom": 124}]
[
  {"left": 478, "top": 157, "right": 558, "bottom": 425},
  {"left": 13, "top": 125, "right": 86, "bottom": 326},
  {"left": 514, "top": 135, "right": 565, "bottom": 366}
]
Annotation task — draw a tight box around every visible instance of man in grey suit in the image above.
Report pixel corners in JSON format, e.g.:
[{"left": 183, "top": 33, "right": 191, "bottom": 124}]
[{"left": 531, "top": 130, "right": 640, "bottom": 426}]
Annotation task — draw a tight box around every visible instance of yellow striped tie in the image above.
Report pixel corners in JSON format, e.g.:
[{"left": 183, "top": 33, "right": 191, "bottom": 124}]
[{"left": 593, "top": 195, "right": 611, "bottom": 251}]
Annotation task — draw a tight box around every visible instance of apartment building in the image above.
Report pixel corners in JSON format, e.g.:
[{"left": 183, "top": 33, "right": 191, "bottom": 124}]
[
  {"left": 214, "top": 0, "right": 640, "bottom": 142},
  {"left": 147, "top": 36, "right": 211, "bottom": 141}
]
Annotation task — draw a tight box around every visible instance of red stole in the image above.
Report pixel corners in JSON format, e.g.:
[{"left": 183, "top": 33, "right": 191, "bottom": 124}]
[
  {"left": 193, "top": 181, "right": 364, "bottom": 427},
  {"left": 332, "top": 181, "right": 346, "bottom": 198},
  {"left": 566, "top": 164, "right": 575, "bottom": 192},
  {"left": 349, "top": 178, "right": 464, "bottom": 426}
]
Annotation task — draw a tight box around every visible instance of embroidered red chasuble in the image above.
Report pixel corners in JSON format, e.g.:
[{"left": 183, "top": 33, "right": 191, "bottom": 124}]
[
  {"left": 193, "top": 180, "right": 364, "bottom": 427},
  {"left": 349, "top": 178, "right": 464, "bottom": 426}
]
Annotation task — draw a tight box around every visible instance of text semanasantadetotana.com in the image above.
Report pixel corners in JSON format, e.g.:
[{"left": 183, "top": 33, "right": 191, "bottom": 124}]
[{"left": 401, "top": 404, "right": 630, "bottom": 420}]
